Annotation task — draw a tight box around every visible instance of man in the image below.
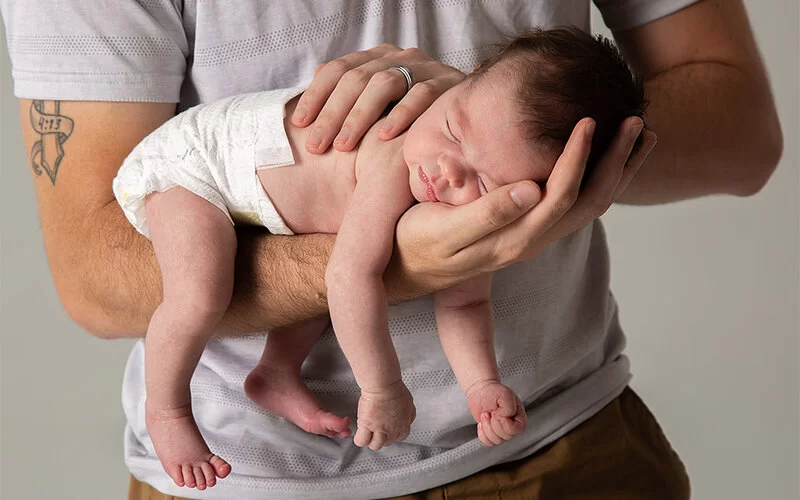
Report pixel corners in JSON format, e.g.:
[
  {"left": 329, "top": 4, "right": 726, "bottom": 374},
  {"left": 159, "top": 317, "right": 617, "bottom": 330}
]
[{"left": 0, "top": 1, "right": 781, "bottom": 498}]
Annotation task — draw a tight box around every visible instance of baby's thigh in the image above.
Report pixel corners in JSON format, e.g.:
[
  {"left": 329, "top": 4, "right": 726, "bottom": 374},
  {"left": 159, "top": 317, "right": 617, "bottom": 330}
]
[{"left": 146, "top": 187, "right": 236, "bottom": 305}]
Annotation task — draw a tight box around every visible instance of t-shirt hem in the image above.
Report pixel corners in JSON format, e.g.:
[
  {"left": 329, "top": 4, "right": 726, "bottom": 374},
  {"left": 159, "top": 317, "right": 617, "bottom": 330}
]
[{"left": 125, "top": 357, "right": 631, "bottom": 500}]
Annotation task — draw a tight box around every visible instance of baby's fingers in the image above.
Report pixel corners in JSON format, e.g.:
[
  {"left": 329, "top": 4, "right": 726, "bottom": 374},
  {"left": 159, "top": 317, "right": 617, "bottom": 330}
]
[
  {"left": 354, "top": 427, "right": 373, "bottom": 448},
  {"left": 497, "top": 411, "right": 527, "bottom": 439},
  {"left": 480, "top": 413, "right": 504, "bottom": 446},
  {"left": 477, "top": 421, "right": 493, "bottom": 447},
  {"left": 368, "top": 432, "right": 388, "bottom": 451}
]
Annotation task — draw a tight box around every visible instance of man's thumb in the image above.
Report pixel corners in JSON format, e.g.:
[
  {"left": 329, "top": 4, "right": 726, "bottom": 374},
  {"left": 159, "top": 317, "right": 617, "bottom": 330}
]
[{"left": 509, "top": 181, "right": 541, "bottom": 209}]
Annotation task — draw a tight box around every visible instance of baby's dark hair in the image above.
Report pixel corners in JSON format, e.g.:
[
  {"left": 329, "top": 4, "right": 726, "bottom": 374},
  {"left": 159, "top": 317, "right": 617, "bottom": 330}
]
[{"left": 471, "top": 27, "right": 647, "bottom": 179}]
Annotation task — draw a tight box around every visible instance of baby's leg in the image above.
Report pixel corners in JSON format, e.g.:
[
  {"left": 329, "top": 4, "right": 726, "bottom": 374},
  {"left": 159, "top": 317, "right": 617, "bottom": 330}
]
[
  {"left": 144, "top": 187, "right": 235, "bottom": 489},
  {"left": 244, "top": 319, "right": 352, "bottom": 438},
  {"left": 434, "top": 274, "right": 527, "bottom": 447}
]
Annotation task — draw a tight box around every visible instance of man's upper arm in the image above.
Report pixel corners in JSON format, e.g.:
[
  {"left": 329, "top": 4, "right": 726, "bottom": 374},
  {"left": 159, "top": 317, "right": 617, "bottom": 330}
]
[
  {"left": 612, "top": 0, "right": 769, "bottom": 82},
  {"left": 18, "top": 99, "right": 176, "bottom": 315},
  {"left": 610, "top": 0, "right": 782, "bottom": 199}
]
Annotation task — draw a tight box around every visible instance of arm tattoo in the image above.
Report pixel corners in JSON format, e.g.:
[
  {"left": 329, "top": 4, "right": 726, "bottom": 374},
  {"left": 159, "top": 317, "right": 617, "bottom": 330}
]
[{"left": 30, "top": 100, "right": 74, "bottom": 185}]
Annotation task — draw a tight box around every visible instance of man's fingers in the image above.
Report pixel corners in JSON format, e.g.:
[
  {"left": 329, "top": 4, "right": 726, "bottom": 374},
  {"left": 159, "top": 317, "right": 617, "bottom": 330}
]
[
  {"left": 305, "top": 69, "right": 376, "bottom": 153},
  {"left": 528, "top": 117, "right": 646, "bottom": 255},
  {"left": 540, "top": 117, "right": 595, "bottom": 221},
  {"left": 378, "top": 68, "right": 464, "bottom": 140},
  {"left": 295, "top": 46, "right": 465, "bottom": 154},
  {"left": 472, "top": 118, "right": 593, "bottom": 264},
  {"left": 441, "top": 181, "right": 542, "bottom": 256},
  {"left": 614, "top": 128, "right": 656, "bottom": 199},
  {"left": 537, "top": 117, "right": 643, "bottom": 242},
  {"left": 311, "top": 55, "right": 427, "bottom": 152},
  {"left": 580, "top": 117, "right": 643, "bottom": 210},
  {"left": 292, "top": 44, "right": 400, "bottom": 127},
  {"left": 332, "top": 69, "right": 412, "bottom": 151}
]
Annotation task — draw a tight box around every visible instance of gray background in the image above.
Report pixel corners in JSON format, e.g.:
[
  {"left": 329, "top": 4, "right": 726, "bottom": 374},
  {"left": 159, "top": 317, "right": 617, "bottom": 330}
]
[{"left": 1, "top": 1, "right": 798, "bottom": 499}]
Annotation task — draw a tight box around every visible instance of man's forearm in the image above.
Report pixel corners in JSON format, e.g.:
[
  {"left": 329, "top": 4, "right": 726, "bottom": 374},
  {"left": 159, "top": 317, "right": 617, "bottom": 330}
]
[
  {"left": 71, "top": 202, "right": 335, "bottom": 338},
  {"left": 617, "top": 61, "right": 782, "bottom": 205},
  {"left": 71, "top": 203, "right": 430, "bottom": 339}
]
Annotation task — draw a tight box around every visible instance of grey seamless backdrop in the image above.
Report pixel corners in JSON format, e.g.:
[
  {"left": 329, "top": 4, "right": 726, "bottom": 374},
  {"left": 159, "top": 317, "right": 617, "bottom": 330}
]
[{"left": 1, "top": 2, "right": 798, "bottom": 499}]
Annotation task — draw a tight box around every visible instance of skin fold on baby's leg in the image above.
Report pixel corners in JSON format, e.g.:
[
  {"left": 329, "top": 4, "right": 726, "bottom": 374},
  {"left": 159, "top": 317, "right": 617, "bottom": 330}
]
[
  {"left": 144, "top": 187, "right": 235, "bottom": 490},
  {"left": 244, "top": 319, "right": 352, "bottom": 438},
  {"left": 433, "top": 274, "right": 528, "bottom": 446}
]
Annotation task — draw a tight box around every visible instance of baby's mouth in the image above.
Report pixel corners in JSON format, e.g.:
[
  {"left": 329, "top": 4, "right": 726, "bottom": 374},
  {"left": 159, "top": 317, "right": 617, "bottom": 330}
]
[{"left": 418, "top": 167, "right": 439, "bottom": 202}]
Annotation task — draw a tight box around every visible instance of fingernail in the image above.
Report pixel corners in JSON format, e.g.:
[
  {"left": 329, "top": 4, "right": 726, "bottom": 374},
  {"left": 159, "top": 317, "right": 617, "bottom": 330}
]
[
  {"left": 307, "top": 127, "right": 323, "bottom": 150},
  {"left": 334, "top": 127, "right": 350, "bottom": 145},
  {"left": 585, "top": 120, "right": 596, "bottom": 140},
  {"left": 378, "top": 119, "right": 394, "bottom": 136},
  {"left": 630, "top": 119, "right": 644, "bottom": 140},
  {"left": 510, "top": 183, "right": 540, "bottom": 209},
  {"left": 293, "top": 105, "right": 307, "bottom": 125}
]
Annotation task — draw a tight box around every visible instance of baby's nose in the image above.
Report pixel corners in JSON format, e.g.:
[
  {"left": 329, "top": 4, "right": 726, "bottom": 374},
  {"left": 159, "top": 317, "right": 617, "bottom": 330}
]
[{"left": 439, "top": 158, "right": 466, "bottom": 188}]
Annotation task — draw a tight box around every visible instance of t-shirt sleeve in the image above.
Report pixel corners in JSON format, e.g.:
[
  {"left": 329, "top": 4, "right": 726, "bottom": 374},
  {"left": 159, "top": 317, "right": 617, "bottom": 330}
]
[
  {"left": 1, "top": 0, "right": 188, "bottom": 102},
  {"left": 593, "top": 0, "right": 702, "bottom": 32}
]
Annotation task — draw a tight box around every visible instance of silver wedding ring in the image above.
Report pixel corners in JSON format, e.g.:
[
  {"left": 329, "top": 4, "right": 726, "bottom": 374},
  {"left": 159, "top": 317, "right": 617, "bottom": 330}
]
[{"left": 390, "top": 65, "right": 414, "bottom": 94}]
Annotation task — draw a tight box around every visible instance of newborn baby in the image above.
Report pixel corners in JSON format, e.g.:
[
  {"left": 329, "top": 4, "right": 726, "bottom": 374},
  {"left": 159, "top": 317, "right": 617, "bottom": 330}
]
[{"left": 113, "top": 27, "right": 645, "bottom": 490}]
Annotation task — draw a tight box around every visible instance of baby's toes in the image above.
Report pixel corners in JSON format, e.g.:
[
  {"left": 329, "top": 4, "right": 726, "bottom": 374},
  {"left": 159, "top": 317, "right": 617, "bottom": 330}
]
[
  {"left": 321, "top": 413, "right": 351, "bottom": 438},
  {"left": 182, "top": 464, "right": 196, "bottom": 488},
  {"left": 166, "top": 465, "right": 185, "bottom": 487},
  {"left": 193, "top": 465, "right": 207, "bottom": 490},
  {"left": 200, "top": 462, "right": 217, "bottom": 488},
  {"left": 209, "top": 455, "right": 231, "bottom": 478}
]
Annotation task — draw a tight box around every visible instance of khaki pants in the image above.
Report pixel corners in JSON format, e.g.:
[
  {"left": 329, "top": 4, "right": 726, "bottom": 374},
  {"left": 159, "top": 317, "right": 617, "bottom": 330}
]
[{"left": 129, "top": 388, "right": 690, "bottom": 500}]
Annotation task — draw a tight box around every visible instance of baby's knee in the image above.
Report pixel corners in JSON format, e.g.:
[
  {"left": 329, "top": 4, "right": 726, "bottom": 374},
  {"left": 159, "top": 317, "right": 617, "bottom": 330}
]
[{"left": 161, "top": 288, "right": 231, "bottom": 328}]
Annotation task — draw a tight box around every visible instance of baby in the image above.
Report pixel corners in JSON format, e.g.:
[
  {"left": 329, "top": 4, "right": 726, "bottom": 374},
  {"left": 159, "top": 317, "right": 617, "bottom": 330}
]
[{"left": 113, "top": 27, "right": 645, "bottom": 489}]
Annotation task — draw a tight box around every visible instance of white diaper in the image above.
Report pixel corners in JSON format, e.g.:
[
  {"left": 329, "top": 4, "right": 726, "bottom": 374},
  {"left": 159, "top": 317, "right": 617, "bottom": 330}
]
[{"left": 112, "top": 87, "right": 306, "bottom": 239}]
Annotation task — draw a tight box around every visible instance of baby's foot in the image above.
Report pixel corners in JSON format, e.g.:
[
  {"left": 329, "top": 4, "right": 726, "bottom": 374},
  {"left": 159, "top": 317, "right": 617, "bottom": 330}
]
[
  {"left": 466, "top": 380, "right": 527, "bottom": 446},
  {"left": 245, "top": 363, "right": 351, "bottom": 438},
  {"left": 145, "top": 403, "right": 231, "bottom": 489},
  {"left": 354, "top": 381, "right": 416, "bottom": 451}
]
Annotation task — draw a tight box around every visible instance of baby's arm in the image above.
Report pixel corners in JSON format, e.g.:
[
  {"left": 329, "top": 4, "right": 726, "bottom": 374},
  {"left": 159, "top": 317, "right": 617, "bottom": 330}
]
[
  {"left": 433, "top": 275, "right": 497, "bottom": 393},
  {"left": 434, "top": 275, "right": 527, "bottom": 446},
  {"left": 325, "top": 163, "right": 416, "bottom": 451}
]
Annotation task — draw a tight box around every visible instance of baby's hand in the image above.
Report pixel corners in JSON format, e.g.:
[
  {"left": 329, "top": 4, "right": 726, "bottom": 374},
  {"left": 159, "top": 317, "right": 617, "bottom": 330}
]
[
  {"left": 354, "top": 381, "right": 416, "bottom": 451},
  {"left": 466, "top": 380, "right": 527, "bottom": 446}
]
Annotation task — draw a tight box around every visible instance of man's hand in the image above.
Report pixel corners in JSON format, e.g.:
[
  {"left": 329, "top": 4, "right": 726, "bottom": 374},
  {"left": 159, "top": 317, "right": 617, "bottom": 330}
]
[
  {"left": 291, "top": 43, "right": 464, "bottom": 154},
  {"left": 385, "top": 117, "right": 657, "bottom": 298}
]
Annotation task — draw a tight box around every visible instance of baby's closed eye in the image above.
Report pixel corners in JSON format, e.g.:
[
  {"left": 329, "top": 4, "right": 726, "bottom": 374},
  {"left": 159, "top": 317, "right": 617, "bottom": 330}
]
[{"left": 478, "top": 176, "right": 488, "bottom": 195}]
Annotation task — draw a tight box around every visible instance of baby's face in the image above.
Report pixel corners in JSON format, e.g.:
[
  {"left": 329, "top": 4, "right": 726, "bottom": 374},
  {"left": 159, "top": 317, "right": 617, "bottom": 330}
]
[{"left": 404, "top": 71, "right": 551, "bottom": 206}]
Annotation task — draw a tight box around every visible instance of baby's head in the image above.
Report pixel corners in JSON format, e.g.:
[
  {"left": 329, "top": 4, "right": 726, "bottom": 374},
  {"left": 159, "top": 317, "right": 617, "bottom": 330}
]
[{"left": 405, "top": 27, "right": 646, "bottom": 206}]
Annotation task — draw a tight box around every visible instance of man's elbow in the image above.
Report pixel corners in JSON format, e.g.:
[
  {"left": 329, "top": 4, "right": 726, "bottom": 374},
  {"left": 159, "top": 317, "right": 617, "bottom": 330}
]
[
  {"left": 732, "top": 114, "right": 784, "bottom": 197},
  {"left": 57, "top": 276, "right": 137, "bottom": 340},
  {"left": 58, "top": 287, "right": 114, "bottom": 339}
]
